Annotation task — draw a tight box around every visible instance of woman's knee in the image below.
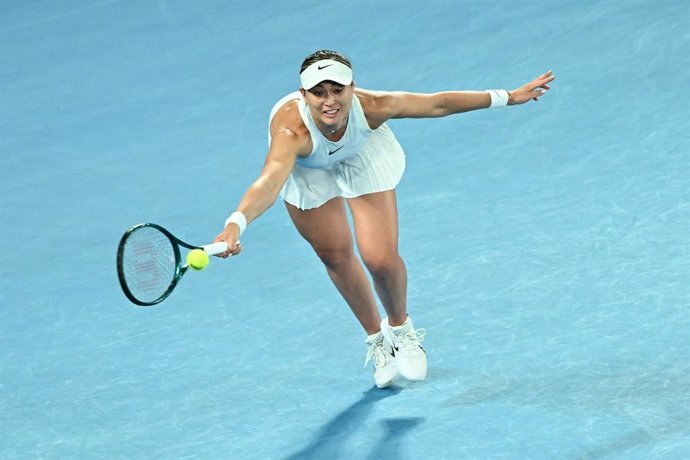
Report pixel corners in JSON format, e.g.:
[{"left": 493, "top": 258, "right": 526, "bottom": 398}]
[
  {"left": 361, "top": 251, "right": 403, "bottom": 279},
  {"left": 313, "top": 244, "right": 355, "bottom": 271}
]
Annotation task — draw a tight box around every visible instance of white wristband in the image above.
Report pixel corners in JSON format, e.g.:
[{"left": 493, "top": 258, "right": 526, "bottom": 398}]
[
  {"left": 224, "top": 212, "right": 247, "bottom": 237},
  {"left": 487, "top": 89, "right": 510, "bottom": 108}
]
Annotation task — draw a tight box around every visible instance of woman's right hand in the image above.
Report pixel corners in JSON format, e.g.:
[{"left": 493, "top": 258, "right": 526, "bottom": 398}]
[{"left": 213, "top": 225, "right": 242, "bottom": 258}]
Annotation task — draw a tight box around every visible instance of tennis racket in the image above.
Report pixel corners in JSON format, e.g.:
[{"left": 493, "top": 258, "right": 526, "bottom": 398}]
[{"left": 116, "top": 223, "right": 229, "bottom": 306}]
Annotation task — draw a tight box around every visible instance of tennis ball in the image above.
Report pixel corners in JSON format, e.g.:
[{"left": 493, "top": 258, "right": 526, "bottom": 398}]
[{"left": 186, "top": 249, "right": 209, "bottom": 271}]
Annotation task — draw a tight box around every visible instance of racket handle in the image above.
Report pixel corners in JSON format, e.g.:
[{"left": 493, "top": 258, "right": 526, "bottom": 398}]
[{"left": 202, "top": 242, "right": 229, "bottom": 256}]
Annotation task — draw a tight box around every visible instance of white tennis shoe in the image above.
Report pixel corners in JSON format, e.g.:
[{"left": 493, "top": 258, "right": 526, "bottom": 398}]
[
  {"left": 380, "top": 317, "right": 427, "bottom": 381},
  {"left": 364, "top": 331, "right": 398, "bottom": 388}
]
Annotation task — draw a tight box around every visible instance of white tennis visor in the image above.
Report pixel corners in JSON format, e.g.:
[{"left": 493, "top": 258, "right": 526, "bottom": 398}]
[{"left": 300, "top": 59, "right": 353, "bottom": 90}]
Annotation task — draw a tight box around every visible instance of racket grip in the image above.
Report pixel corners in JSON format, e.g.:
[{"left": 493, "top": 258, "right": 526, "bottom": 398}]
[{"left": 202, "top": 242, "right": 230, "bottom": 256}]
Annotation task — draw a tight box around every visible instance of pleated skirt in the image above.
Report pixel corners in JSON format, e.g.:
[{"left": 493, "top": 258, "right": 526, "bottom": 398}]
[{"left": 280, "top": 123, "right": 406, "bottom": 210}]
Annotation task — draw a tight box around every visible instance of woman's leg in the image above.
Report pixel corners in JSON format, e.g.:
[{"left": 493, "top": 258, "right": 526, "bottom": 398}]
[
  {"left": 348, "top": 189, "right": 427, "bottom": 381},
  {"left": 285, "top": 197, "right": 382, "bottom": 334},
  {"left": 346, "top": 190, "right": 408, "bottom": 326}
]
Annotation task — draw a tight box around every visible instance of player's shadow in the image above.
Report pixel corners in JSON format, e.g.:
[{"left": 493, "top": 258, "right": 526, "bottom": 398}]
[
  {"left": 285, "top": 386, "right": 401, "bottom": 460},
  {"left": 366, "top": 417, "right": 425, "bottom": 459}
]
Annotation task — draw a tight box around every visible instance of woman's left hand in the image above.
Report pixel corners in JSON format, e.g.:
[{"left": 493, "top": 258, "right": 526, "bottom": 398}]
[{"left": 509, "top": 70, "right": 555, "bottom": 105}]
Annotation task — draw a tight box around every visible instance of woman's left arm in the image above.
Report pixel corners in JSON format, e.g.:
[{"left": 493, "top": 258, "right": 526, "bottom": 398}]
[{"left": 364, "top": 70, "right": 555, "bottom": 121}]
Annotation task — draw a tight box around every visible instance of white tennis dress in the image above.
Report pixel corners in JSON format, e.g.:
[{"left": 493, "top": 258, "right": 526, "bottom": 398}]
[{"left": 269, "top": 91, "right": 406, "bottom": 210}]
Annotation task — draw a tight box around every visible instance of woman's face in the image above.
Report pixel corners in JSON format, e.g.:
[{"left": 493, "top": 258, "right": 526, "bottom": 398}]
[{"left": 301, "top": 81, "right": 354, "bottom": 134}]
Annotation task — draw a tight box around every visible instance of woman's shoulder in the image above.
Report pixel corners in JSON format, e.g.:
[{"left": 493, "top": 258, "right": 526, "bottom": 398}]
[
  {"left": 354, "top": 88, "right": 388, "bottom": 105},
  {"left": 270, "top": 98, "right": 310, "bottom": 138},
  {"left": 354, "top": 88, "right": 395, "bottom": 129}
]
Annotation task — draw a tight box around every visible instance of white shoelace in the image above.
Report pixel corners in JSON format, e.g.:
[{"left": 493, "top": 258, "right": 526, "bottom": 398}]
[
  {"left": 364, "top": 339, "right": 390, "bottom": 368},
  {"left": 394, "top": 328, "right": 426, "bottom": 353}
]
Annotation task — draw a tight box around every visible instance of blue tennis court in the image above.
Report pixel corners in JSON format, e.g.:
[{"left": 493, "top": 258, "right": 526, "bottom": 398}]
[{"left": 2, "top": 1, "right": 688, "bottom": 458}]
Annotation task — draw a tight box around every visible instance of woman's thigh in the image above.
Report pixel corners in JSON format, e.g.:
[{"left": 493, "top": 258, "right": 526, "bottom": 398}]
[
  {"left": 284, "top": 197, "right": 353, "bottom": 256},
  {"left": 346, "top": 190, "right": 400, "bottom": 265}
]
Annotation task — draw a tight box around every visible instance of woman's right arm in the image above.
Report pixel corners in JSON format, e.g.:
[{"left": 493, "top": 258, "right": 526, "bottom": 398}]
[{"left": 214, "top": 105, "right": 311, "bottom": 256}]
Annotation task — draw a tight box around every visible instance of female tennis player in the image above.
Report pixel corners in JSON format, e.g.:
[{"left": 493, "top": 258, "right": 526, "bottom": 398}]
[{"left": 215, "top": 50, "right": 555, "bottom": 388}]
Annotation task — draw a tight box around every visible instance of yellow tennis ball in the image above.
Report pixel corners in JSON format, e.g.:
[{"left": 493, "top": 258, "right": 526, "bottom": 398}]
[{"left": 186, "top": 249, "right": 209, "bottom": 271}]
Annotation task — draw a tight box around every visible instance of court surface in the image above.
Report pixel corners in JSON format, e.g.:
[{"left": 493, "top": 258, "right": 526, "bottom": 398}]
[{"left": 1, "top": 1, "right": 688, "bottom": 458}]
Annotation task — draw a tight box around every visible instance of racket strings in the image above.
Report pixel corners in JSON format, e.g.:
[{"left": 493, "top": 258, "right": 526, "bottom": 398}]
[{"left": 121, "top": 226, "right": 177, "bottom": 304}]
